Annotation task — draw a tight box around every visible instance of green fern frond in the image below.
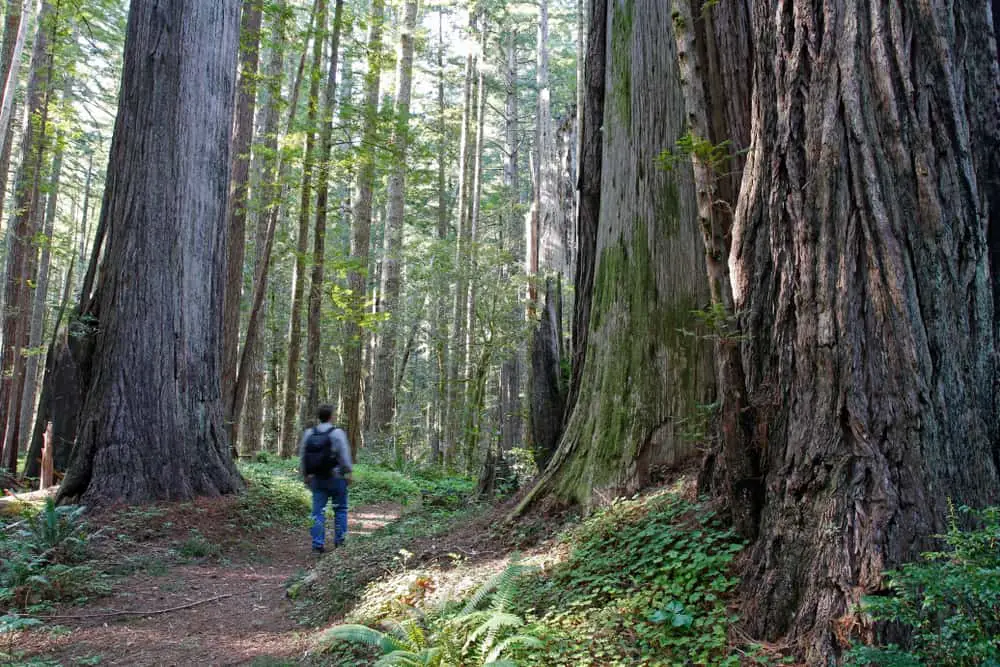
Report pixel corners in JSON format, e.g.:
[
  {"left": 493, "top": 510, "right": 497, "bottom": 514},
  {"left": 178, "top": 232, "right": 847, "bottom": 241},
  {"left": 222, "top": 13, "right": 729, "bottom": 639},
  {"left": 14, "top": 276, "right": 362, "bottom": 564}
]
[
  {"left": 484, "top": 634, "right": 543, "bottom": 663},
  {"left": 461, "top": 560, "right": 537, "bottom": 615},
  {"left": 373, "top": 649, "right": 431, "bottom": 667},
  {"left": 320, "top": 624, "right": 405, "bottom": 654}
]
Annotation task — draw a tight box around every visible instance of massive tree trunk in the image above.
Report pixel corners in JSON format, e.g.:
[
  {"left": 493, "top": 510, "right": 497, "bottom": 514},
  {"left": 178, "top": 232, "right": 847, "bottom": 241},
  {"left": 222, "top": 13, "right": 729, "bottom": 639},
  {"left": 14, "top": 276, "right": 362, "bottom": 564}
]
[
  {"left": 279, "top": 0, "right": 327, "bottom": 456},
  {"left": 57, "top": 0, "right": 243, "bottom": 505},
  {"left": 517, "top": 0, "right": 713, "bottom": 511},
  {"left": 304, "top": 0, "right": 344, "bottom": 421},
  {"left": 343, "top": 0, "right": 386, "bottom": 460},
  {"left": 222, "top": 0, "right": 263, "bottom": 445},
  {"left": 565, "top": 0, "right": 605, "bottom": 419},
  {"left": 370, "top": 0, "right": 418, "bottom": 454},
  {"left": 730, "top": 1, "right": 1000, "bottom": 660}
]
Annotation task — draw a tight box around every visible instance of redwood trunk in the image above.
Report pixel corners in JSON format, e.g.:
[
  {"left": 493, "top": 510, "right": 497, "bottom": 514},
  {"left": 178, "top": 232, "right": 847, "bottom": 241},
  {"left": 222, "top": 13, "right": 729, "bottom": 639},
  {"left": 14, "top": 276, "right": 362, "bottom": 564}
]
[
  {"left": 730, "top": 1, "right": 1000, "bottom": 659},
  {"left": 517, "top": 0, "right": 714, "bottom": 512},
  {"left": 0, "top": 0, "right": 56, "bottom": 473},
  {"left": 58, "top": 0, "right": 243, "bottom": 505}
]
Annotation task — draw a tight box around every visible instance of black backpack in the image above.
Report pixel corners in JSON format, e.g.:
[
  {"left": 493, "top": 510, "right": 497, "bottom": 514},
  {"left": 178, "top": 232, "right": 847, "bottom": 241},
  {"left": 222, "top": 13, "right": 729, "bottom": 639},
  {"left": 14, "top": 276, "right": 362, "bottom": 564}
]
[{"left": 303, "top": 427, "right": 339, "bottom": 476}]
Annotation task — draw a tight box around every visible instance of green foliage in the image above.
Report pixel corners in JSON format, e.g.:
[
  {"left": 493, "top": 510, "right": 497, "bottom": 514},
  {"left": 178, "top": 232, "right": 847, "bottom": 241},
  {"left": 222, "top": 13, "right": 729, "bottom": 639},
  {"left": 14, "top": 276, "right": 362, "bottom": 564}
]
[
  {"left": 320, "top": 563, "right": 541, "bottom": 666},
  {"left": 351, "top": 466, "right": 423, "bottom": 507},
  {"left": 658, "top": 131, "right": 734, "bottom": 174},
  {"left": 510, "top": 491, "right": 744, "bottom": 666},
  {"left": 0, "top": 499, "right": 108, "bottom": 609},
  {"left": 238, "top": 458, "right": 311, "bottom": 529},
  {"left": 178, "top": 530, "right": 222, "bottom": 560},
  {"left": 846, "top": 505, "right": 1000, "bottom": 667}
]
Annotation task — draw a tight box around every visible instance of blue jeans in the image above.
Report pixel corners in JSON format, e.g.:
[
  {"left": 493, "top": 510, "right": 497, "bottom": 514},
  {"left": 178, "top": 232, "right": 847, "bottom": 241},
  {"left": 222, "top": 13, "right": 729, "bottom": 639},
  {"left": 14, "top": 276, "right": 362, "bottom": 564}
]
[{"left": 310, "top": 476, "right": 348, "bottom": 548}]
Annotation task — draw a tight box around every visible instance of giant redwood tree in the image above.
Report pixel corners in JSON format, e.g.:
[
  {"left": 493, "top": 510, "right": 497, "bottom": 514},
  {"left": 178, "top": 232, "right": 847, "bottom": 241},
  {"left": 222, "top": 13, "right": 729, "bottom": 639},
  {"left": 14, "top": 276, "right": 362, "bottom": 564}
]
[
  {"left": 728, "top": 0, "right": 1000, "bottom": 660},
  {"left": 58, "top": 0, "right": 243, "bottom": 504},
  {"left": 518, "top": 0, "right": 715, "bottom": 510}
]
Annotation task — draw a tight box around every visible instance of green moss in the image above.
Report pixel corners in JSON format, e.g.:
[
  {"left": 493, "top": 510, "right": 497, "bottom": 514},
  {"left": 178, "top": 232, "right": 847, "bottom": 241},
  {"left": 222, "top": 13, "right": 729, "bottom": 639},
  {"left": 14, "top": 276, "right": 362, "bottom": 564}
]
[
  {"left": 610, "top": 0, "right": 634, "bottom": 133},
  {"left": 657, "top": 177, "right": 682, "bottom": 237},
  {"left": 557, "top": 206, "right": 709, "bottom": 507}
]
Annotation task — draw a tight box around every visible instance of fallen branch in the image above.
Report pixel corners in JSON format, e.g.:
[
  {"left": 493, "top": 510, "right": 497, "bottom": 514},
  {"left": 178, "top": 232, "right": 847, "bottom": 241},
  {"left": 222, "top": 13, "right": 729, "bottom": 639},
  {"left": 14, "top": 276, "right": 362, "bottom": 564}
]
[{"left": 31, "top": 583, "right": 285, "bottom": 620}]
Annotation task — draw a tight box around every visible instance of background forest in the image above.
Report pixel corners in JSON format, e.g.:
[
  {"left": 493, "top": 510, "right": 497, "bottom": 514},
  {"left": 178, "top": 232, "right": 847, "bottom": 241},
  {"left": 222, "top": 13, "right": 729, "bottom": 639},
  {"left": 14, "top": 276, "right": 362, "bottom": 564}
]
[{"left": 0, "top": 0, "right": 998, "bottom": 665}]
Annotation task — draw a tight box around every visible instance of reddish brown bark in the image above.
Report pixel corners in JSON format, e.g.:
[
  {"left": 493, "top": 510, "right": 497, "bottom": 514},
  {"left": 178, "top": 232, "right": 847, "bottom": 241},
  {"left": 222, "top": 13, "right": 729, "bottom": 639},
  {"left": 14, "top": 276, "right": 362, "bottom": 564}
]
[{"left": 731, "top": 1, "right": 1000, "bottom": 659}]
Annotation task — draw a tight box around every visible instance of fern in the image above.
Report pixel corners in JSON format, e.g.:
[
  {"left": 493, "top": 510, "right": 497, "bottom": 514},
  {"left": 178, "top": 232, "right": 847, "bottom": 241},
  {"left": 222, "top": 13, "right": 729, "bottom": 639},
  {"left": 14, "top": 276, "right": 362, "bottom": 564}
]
[{"left": 321, "top": 623, "right": 407, "bottom": 654}]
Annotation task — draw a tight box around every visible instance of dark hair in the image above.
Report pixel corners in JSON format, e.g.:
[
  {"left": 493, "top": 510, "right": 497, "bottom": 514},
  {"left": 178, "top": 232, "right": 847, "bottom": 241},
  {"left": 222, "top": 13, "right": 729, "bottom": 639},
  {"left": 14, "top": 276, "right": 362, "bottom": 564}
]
[{"left": 316, "top": 404, "right": 334, "bottom": 423}]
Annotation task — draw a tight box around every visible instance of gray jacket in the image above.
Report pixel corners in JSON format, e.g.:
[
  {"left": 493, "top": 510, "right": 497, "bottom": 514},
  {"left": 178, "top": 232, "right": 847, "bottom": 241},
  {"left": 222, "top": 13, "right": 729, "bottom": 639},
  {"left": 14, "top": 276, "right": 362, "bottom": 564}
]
[{"left": 299, "top": 423, "right": 353, "bottom": 478}]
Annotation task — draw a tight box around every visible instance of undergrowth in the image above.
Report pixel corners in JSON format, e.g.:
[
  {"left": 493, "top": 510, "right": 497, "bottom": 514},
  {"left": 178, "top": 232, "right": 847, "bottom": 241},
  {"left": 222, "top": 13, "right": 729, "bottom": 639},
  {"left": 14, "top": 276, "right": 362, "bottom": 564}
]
[
  {"left": 846, "top": 504, "right": 1000, "bottom": 667},
  {"left": 507, "top": 489, "right": 745, "bottom": 666},
  {"left": 0, "top": 498, "right": 108, "bottom": 613},
  {"left": 239, "top": 456, "right": 475, "bottom": 530},
  {"left": 313, "top": 482, "right": 752, "bottom": 666}
]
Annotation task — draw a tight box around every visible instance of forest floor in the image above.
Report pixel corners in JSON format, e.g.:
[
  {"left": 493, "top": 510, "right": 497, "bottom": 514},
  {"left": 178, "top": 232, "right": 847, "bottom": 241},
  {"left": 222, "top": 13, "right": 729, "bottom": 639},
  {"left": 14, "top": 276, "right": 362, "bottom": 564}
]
[
  {"left": 5, "top": 461, "right": 562, "bottom": 667},
  {"left": 13, "top": 495, "right": 406, "bottom": 666}
]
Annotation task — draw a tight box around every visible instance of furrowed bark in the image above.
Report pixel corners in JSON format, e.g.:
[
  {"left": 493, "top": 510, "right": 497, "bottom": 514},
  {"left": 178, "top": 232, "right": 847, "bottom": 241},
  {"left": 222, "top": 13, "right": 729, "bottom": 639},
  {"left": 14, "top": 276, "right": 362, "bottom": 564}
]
[{"left": 730, "top": 1, "right": 1000, "bottom": 659}]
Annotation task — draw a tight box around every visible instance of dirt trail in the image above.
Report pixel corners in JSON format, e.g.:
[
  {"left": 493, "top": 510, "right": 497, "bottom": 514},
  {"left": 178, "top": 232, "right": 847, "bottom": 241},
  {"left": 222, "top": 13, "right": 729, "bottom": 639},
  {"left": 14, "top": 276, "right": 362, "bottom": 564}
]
[{"left": 16, "top": 498, "right": 404, "bottom": 666}]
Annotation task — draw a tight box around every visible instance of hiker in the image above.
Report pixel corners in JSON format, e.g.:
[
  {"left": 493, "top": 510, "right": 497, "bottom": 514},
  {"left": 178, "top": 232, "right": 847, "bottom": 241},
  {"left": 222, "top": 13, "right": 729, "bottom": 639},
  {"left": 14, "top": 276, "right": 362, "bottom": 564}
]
[{"left": 300, "top": 405, "right": 353, "bottom": 553}]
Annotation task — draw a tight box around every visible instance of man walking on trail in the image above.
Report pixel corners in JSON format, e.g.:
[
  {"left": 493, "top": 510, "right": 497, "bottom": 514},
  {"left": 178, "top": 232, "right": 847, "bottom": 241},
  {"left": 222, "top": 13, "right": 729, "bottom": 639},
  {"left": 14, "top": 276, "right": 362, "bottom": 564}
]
[{"left": 300, "top": 405, "right": 353, "bottom": 553}]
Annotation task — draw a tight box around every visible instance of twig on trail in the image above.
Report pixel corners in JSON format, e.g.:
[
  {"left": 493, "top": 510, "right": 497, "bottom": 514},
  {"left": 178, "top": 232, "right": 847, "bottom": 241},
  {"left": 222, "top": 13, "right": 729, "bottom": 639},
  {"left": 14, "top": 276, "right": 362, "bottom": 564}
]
[{"left": 31, "top": 583, "right": 286, "bottom": 621}]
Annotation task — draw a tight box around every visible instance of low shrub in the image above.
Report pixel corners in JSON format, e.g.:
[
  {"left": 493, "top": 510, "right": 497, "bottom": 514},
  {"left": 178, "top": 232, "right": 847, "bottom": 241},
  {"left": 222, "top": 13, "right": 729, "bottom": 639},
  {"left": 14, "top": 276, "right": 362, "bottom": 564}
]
[
  {"left": 0, "top": 498, "right": 108, "bottom": 609},
  {"left": 846, "top": 505, "right": 1000, "bottom": 667},
  {"left": 510, "top": 490, "right": 744, "bottom": 666}
]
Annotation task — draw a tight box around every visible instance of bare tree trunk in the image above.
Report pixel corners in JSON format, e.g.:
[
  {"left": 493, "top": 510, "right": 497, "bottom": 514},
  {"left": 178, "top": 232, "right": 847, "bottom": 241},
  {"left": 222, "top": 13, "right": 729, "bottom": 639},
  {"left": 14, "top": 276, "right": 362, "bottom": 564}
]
[
  {"left": 58, "top": 0, "right": 244, "bottom": 505},
  {"left": 0, "top": 0, "right": 56, "bottom": 474},
  {"left": 566, "top": 0, "right": 604, "bottom": 420},
  {"left": 304, "top": 0, "right": 345, "bottom": 422},
  {"left": 729, "top": 1, "right": 1000, "bottom": 660},
  {"left": 428, "top": 6, "right": 448, "bottom": 465},
  {"left": 369, "top": 0, "right": 417, "bottom": 455},
  {"left": 444, "top": 8, "right": 478, "bottom": 464},
  {"left": 278, "top": 0, "right": 328, "bottom": 457},
  {"left": 516, "top": 0, "right": 713, "bottom": 513},
  {"left": 18, "top": 122, "right": 63, "bottom": 457},
  {"left": 222, "top": 0, "right": 264, "bottom": 446},
  {"left": 0, "top": 0, "right": 28, "bottom": 186},
  {"left": 73, "top": 152, "right": 93, "bottom": 298},
  {"left": 461, "top": 20, "right": 487, "bottom": 471},
  {"left": 498, "top": 23, "right": 522, "bottom": 456},
  {"left": 343, "top": 0, "right": 386, "bottom": 460},
  {"left": 670, "top": 0, "right": 758, "bottom": 534}
]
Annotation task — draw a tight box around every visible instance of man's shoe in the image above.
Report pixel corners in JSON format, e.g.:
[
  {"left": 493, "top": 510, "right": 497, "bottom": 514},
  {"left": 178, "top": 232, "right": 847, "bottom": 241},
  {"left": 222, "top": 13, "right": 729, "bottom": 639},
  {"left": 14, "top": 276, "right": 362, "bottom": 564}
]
[{"left": 312, "top": 545, "right": 325, "bottom": 554}]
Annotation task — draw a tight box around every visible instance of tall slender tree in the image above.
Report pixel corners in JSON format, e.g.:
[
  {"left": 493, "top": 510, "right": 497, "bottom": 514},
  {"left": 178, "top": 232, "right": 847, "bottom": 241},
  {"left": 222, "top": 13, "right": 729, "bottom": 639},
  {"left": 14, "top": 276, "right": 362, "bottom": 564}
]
[
  {"left": 232, "top": 5, "right": 311, "bottom": 452},
  {"left": 0, "top": 0, "right": 58, "bottom": 473},
  {"left": 304, "top": 0, "right": 345, "bottom": 421},
  {"left": 222, "top": 0, "right": 264, "bottom": 445},
  {"left": 343, "top": 0, "right": 387, "bottom": 459},
  {"left": 279, "top": 0, "right": 328, "bottom": 456},
  {"left": 370, "top": 0, "right": 419, "bottom": 456}
]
